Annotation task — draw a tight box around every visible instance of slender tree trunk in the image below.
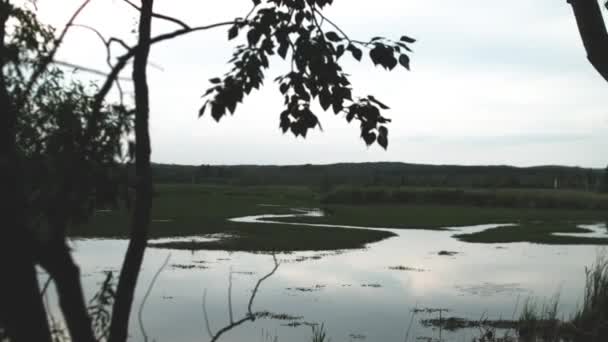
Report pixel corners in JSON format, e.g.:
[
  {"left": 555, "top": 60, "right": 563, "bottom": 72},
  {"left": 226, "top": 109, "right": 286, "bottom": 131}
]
[
  {"left": 108, "top": 1, "right": 154, "bottom": 341},
  {"left": 38, "top": 235, "right": 96, "bottom": 342},
  {"left": 568, "top": 0, "right": 608, "bottom": 82},
  {"left": 0, "top": 3, "right": 52, "bottom": 341}
]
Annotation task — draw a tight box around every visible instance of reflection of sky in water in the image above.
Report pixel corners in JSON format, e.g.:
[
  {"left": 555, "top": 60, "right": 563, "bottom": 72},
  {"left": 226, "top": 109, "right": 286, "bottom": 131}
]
[
  {"left": 45, "top": 213, "right": 607, "bottom": 342},
  {"left": 554, "top": 223, "right": 608, "bottom": 238}
]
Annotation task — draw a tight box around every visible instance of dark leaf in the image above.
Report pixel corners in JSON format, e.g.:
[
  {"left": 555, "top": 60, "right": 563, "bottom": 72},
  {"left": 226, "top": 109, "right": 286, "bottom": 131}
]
[
  {"left": 400, "top": 35, "right": 416, "bottom": 43},
  {"left": 198, "top": 102, "right": 208, "bottom": 117},
  {"left": 362, "top": 132, "right": 376, "bottom": 146},
  {"left": 325, "top": 31, "right": 341, "bottom": 42},
  {"left": 228, "top": 25, "right": 239, "bottom": 40},
  {"left": 399, "top": 54, "right": 410, "bottom": 70},
  {"left": 377, "top": 132, "right": 388, "bottom": 149},
  {"left": 209, "top": 78, "right": 221, "bottom": 84},
  {"left": 252, "top": 0, "right": 261, "bottom": 5},
  {"left": 347, "top": 44, "right": 362, "bottom": 61},
  {"left": 278, "top": 42, "right": 289, "bottom": 59}
]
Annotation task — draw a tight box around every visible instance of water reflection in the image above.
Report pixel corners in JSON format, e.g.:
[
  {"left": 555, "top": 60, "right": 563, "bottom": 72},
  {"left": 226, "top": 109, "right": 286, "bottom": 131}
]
[{"left": 45, "top": 210, "right": 606, "bottom": 342}]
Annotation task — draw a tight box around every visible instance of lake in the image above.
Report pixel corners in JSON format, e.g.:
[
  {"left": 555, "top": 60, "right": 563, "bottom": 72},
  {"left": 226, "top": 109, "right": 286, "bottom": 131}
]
[{"left": 46, "top": 209, "right": 605, "bottom": 342}]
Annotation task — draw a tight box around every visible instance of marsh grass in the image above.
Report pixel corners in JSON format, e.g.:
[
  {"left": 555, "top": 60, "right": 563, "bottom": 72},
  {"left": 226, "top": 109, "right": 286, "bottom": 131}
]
[
  {"left": 571, "top": 254, "right": 608, "bottom": 341},
  {"left": 311, "top": 323, "right": 330, "bottom": 342}
]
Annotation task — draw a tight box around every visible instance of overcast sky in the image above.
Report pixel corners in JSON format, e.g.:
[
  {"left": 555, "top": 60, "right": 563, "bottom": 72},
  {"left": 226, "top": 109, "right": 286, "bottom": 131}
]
[{"left": 36, "top": 0, "right": 608, "bottom": 167}]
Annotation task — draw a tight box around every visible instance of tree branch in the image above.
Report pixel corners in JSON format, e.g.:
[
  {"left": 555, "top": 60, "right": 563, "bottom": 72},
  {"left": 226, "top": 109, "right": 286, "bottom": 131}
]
[
  {"left": 19, "top": 0, "right": 92, "bottom": 108},
  {"left": 87, "top": 19, "right": 239, "bottom": 141},
  {"left": 122, "top": 0, "right": 190, "bottom": 30},
  {"left": 203, "top": 254, "right": 280, "bottom": 342},
  {"left": 138, "top": 254, "right": 171, "bottom": 342},
  {"left": 568, "top": 0, "right": 608, "bottom": 82}
]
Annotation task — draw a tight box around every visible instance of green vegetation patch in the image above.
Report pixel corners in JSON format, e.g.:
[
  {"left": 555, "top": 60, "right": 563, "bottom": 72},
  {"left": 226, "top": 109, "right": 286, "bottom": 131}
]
[
  {"left": 71, "top": 184, "right": 393, "bottom": 251},
  {"left": 454, "top": 222, "right": 608, "bottom": 245}
]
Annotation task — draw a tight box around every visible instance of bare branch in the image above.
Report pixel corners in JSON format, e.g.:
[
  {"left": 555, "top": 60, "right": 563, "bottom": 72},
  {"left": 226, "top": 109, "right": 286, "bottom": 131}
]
[
  {"left": 138, "top": 254, "right": 171, "bottom": 342},
  {"left": 122, "top": 0, "right": 191, "bottom": 30},
  {"left": 88, "top": 19, "right": 239, "bottom": 140},
  {"left": 228, "top": 267, "right": 234, "bottom": 324},
  {"left": 203, "top": 254, "right": 280, "bottom": 342},
  {"left": 40, "top": 276, "right": 53, "bottom": 297},
  {"left": 202, "top": 289, "right": 214, "bottom": 339},
  {"left": 19, "top": 0, "right": 92, "bottom": 108},
  {"left": 247, "top": 253, "right": 279, "bottom": 316},
  {"left": 312, "top": 7, "right": 350, "bottom": 42},
  {"left": 52, "top": 60, "right": 131, "bottom": 81}
]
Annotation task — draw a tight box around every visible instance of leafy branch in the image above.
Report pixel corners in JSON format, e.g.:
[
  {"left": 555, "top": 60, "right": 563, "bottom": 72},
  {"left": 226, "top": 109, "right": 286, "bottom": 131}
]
[{"left": 199, "top": 0, "right": 416, "bottom": 149}]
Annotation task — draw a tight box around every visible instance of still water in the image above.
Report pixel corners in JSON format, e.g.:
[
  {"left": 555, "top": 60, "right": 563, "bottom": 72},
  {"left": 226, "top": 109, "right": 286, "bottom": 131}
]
[{"left": 49, "top": 209, "right": 605, "bottom": 342}]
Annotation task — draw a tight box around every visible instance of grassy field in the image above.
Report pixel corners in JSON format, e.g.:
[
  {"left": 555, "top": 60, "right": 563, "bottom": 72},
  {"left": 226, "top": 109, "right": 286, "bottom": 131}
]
[
  {"left": 72, "top": 184, "right": 608, "bottom": 251},
  {"left": 70, "top": 184, "right": 394, "bottom": 251}
]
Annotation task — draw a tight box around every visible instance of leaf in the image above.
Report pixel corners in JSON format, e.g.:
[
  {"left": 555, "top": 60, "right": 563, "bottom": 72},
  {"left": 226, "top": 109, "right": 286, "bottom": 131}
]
[
  {"left": 399, "top": 54, "right": 410, "bottom": 70},
  {"left": 278, "top": 42, "right": 289, "bottom": 59},
  {"left": 377, "top": 132, "right": 388, "bottom": 149},
  {"left": 400, "top": 35, "right": 416, "bottom": 43},
  {"left": 347, "top": 44, "right": 362, "bottom": 61},
  {"left": 362, "top": 132, "right": 376, "bottom": 146},
  {"left": 336, "top": 45, "right": 345, "bottom": 59},
  {"left": 209, "top": 78, "right": 221, "bottom": 84},
  {"left": 228, "top": 25, "right": 239, "bottom": 40},
  {"left": 325, "top": 31, "right": 341, "bottom": 42},
  {"left": 198, "top": 102, "right": 208, "bottom": 117},
  {"left": 367, "top": 95, "right": 389, "bottom": 110},
  {"left": 252, "top": 0, "right": 261, "bottom": 5}
]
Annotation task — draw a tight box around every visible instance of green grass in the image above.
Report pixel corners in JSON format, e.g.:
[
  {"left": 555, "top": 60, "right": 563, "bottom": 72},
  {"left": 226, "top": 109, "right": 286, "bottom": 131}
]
[
  {"left": 454, "top": 222, "right": 608, "bottom": 245},
  {"left": 72, "top": 184, "right": 608, "bottom": 250},
  {"left": 70, "top": 184, "right": 393, "bottom": 251}
]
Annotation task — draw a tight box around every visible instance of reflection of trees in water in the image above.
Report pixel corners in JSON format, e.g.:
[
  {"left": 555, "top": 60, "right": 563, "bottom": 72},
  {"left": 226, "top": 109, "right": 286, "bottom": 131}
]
[{"left": 202, "top": 254, "right": 280, "bottom": 342}]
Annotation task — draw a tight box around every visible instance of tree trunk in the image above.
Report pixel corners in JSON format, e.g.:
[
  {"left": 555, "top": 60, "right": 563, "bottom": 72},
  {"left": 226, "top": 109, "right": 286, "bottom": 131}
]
[
  {"left": 0, "top": 3, "right": 52, "bottom": 341},
  {"left": 108, "top": 1, "right": 154, "bottom": 341},
  {"left": 568, "top": 0, "right": 608, "bottom": 82},
  {"left": 38, "top": 239, "right": 96, "bottom": 342}
]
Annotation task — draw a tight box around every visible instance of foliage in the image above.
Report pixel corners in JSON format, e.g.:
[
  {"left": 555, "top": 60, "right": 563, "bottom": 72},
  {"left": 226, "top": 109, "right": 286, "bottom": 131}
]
[
  {"left": 321, "top": 187, "right": 608, "bottom": 210},
  {"left": 4, "top": 3, "right": 133, "bottom": 233},
  {"left": 200, "top": 0, "right": 414, "bottom": 148},
  {"left": 88, "top": 271, "right": 116, "bottom": 341},
  {"left": 572, "top": 254, "right": 608, "bottom": 339}
]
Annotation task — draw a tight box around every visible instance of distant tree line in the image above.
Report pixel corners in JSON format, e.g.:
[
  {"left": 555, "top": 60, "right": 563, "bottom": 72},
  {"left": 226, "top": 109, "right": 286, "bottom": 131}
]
[{"left": 150, "top": 162, "right": 606, "bottom": 191}]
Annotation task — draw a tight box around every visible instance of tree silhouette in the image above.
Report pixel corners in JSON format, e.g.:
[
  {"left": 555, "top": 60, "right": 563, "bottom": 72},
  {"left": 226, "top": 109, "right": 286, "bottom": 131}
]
[
  {"left": 1, "top": 1, "right": 414, "bottom": 341},
  {"left": 568, "top": 0, "right": 608, "bottom": 82}
]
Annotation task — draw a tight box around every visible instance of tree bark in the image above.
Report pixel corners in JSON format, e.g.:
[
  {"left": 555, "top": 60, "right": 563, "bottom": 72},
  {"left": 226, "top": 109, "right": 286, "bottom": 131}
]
[
  {"left": 568, "top": 0, "right": 608, "bottom": 82},
  {"left": 108, "top": 1, "right": 154, "bottom": 341},
  {"left": 0, "top": 3, "right": 52, "bottom": 341}
]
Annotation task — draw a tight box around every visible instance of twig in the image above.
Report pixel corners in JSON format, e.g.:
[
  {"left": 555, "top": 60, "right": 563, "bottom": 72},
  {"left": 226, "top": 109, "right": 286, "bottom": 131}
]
[
  {"left": 18, "top": 0, "right": 92, "bottom": 108},
  {"left": 40, "top": 276, "right": 53, "bottom": 297},
  {"left": 312, "top": 7, "right": 351, "bottom": 42},
  {"left": 122, "top": 0, "right": 191, "bottom": 30},
  {"left": 247, "top": 253, "right": 279, "bottom": 315},
  {"left": 228, "top": 267, "right": 234, "bottom": 324},
  {"left": 202, "top": 253, "right": 280, "bottom": 342},
  {"left": 138, "top": 253, "right": 171, "bottom": 342},
  {"left": 202, "top": 289, "right": 214, "bottom": 339},
  {"left": 52, "top": 60, "right": 131, "bottom": 81},
  {"left": 88, "top": 19, "right": 239, "bottom": 140}
]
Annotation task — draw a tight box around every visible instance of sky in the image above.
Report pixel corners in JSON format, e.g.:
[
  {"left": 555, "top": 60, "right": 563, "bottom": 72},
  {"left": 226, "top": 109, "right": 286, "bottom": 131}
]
[{"left": 34, "top": 0, "right": 608, "bottom": 167}]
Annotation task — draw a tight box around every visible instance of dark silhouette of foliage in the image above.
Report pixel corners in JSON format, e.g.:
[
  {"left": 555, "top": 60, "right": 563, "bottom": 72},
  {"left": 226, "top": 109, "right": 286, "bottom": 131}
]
[
  {"left": 1, "top": 2, "right": 131, "bottom": 342},
  {"left": 200, "top": 0, "right": 414, "bottom": 149}
]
